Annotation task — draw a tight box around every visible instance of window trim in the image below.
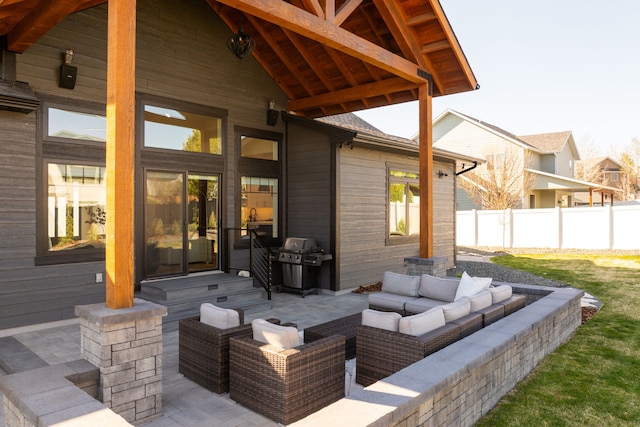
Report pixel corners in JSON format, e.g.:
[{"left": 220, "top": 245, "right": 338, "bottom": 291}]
[
  {"left": 386, "top": 162, "right": 420, "bottom": 246},
  {"left": 36, "top": 97, "right": 108, "bottom": 265}
]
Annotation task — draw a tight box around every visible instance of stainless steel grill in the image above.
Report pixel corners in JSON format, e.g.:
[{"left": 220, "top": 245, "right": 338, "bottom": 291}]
[{"left": 276, "top": 237, "right": 332, "bottom": 296}]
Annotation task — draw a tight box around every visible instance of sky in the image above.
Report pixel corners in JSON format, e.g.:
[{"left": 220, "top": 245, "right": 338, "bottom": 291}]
[{"left": 355, "top": 0, "right": 640, "bottom": 158}]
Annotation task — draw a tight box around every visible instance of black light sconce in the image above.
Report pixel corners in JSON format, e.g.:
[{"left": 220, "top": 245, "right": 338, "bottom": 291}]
[
  {"left": 438, "top": 170, "right": 449, "bottom": 178},
  {"left": 339, "top": 141, "right": 353, "bottom": 149},
  {"left": 227, "top": 25, "right": 256, "bottom": 59},
  {"left": 267, "top": 98, "right": 278, "bottom": 126},
  {"left": 59, "top": 49, "right": 77, "bottom": 89}
]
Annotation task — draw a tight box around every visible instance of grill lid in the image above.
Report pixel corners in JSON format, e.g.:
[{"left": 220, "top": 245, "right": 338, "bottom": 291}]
[{"left": 282, "top": 237, "right": 317, "bottom": 253}]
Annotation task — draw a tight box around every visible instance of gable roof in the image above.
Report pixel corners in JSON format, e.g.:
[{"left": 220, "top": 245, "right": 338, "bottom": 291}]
[
  {"left": 0, "top": 0, "right": 478, "bottom": 118},
  {"left": 518, "top": 131, "right": 573, "bottom": 154}
]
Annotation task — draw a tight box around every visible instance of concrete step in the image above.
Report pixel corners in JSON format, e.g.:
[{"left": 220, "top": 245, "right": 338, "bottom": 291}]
[{"left": 137, "top": 272, "right": 272, "bottom": 332}]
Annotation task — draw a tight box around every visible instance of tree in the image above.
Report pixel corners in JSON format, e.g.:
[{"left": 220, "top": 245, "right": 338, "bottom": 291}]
[{"left": 459, "top": 146, "right": 536, "bottom": 210}]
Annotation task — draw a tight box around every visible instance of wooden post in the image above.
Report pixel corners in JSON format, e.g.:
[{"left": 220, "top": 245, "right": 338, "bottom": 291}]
[
  {"left": 418, "top": 82, "right": 433, "bottom": 258},
  {"left": 105, "top": 0, "right": 136, "bottom": 309}
]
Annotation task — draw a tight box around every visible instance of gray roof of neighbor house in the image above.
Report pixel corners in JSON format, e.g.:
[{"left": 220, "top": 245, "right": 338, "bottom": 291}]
[
  {"left": 317, "top": 112, "right": 483, "bottom": 164},
  {"left": 519, "top": 131, "right": 573, "bottom": 154}
]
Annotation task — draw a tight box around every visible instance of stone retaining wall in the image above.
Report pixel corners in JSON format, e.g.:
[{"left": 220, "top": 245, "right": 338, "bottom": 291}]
[{"left": 298, "top": 284, "right": 583, "bottom": 426}]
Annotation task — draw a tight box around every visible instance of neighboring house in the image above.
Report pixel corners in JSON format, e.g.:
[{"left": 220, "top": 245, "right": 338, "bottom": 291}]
[
  {"left": 574, "top": 157, "right": 630, "bottom": 204},
  {"left": 430, "top": 110, "right": 615, "bottom": 209},
  {"left": 0, "top": 1, "right": 477, "bottom": 329}
]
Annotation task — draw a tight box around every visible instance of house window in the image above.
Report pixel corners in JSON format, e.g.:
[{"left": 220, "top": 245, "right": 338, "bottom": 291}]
[
  {"left": 610, "top": 172, "right": 619, "bottom": 183},
  {"left": 241, "top": 177, "right": 278, "bottom": 239},
  {"left": 47, "top": 163, "right": 106, "bottom": 252},
  {"left": 388, "top": 168, "right": 420, "bottom": 242},
  {"left": 144, "top": 104, "right": 223, "bottom": 154},
  {"left": 237, "top": 128, "right": 281, "bottom": 241},
  {"left": 38, "top": 100, "right": 107, "bottom": 264}
]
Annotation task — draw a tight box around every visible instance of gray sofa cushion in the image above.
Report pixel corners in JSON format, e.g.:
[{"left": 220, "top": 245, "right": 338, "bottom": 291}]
[
  {"left": 419, "top": 274, "right": 460, "bottom": 302},
  {"left": 404, "top": 297, "right": 444, "bottom": 314},
  {"left": 382, "top": 271, "right": 420, "bottom": 297},
  {"left": 368, "top": 292, "right": 419, "bottom": 311}
]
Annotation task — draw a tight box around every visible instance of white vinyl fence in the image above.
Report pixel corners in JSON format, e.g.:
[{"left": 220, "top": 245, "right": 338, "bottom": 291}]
[{"left": 456, "top": 205, "right": 640, "bottom": 251}]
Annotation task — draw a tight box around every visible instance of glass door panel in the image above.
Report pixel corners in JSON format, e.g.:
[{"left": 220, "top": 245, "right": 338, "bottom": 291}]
[
  {"left": 187, "top": 174, "right": 219, "bottom": 272},
  {"left": 145, "top": 171, "right": 184, "bottom": 278}
]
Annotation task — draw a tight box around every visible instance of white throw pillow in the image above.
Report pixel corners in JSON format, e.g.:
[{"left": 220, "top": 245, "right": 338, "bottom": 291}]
[
  {"left": 251, "top": 319, "right": 300, "bottom": 349},
  {"left": 440, "top": 298, "right": 471, "bottom": 322},
  {"left": 489, "top": 285, "right": 513, "bottom": 303},
  {"left": 398, "top": 307, "right": 446, "bottom": 336},
  {"left": 467, "top": 290, "right": 493, "bottom": 312},
  {"left": 361, "top": 309, "right": 401, "bottom": 332},
  {"left": 381, "top": 271, "right": 420, "bottom": 297},
  {"left": 454, "top": 272, "right": 492, "bottom": 301},
  {"left": 200, "top": 303, "right": 240, "bottom": 329}
]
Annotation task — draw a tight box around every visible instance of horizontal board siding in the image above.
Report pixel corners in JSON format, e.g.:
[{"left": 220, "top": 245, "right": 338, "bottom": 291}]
[{"left": 338, "top": 151, "right": 456, "bottom": 290}]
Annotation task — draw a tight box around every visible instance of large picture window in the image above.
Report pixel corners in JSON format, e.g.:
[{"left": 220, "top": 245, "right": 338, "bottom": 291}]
[
  {"left": 47, "top": 164, "right": 106, "bottom": 251},
  {"left": 388, "top": 168, "right": 420, "bottom": 243}
]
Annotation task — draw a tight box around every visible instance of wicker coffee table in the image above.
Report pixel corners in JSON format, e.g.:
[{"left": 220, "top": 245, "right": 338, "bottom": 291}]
[{"left": 303, "top": 312, "right": 361, "bottom": 359}]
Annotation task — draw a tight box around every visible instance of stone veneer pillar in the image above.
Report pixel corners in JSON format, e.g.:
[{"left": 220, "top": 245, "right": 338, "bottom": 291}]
[
  {"left": 404, "top": 256, "right": 448, "bottom": 278},
  {"left": 75, "top": 298, "right": 167, "bottom": 425}
]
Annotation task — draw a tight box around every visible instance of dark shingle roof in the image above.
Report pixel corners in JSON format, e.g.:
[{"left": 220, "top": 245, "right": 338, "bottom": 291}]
[{"left": 518, "top": 131, "right": 572, "bottom": 153}]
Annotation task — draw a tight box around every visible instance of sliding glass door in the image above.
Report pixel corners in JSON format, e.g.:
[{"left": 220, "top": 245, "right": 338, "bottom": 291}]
[{"left": 145, "top": 170, "right": 219, "bottom": 278}]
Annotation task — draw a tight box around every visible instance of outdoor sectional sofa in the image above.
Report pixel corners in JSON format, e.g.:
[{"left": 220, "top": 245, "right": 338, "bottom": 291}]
[{"left": 356, "top": 271, "right": 526, "bottom": 386}]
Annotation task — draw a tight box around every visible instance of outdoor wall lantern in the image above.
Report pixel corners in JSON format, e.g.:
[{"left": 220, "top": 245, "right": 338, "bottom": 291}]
[
  {"left": 438, "top": 170, "right": 449, "bottom": 178},
  {"left": 267, "top": 98, "right": 278, "bottom": 126},
  {"left": 59, "top": 49, "right": 77, "bottom": 89},
  {"left": 227, "top": 26, "right": 256, "bottom": 59}
]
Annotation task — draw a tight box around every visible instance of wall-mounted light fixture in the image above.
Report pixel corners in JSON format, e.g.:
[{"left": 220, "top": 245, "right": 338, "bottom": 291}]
[
  {"left": 267, "top": 98, "right": 278, "bottom": 126},
  {"left": 59, "top": 49, "right": 77, "bottom": 89},
  {"left": 438, "top": 170, "right": 449, "bottom": 178},
  {"left": 227, "top": 26, "right": 256, "bottom": 59},
  {"left": 339, "top": 141, "right": 353, "bottom": 150}
]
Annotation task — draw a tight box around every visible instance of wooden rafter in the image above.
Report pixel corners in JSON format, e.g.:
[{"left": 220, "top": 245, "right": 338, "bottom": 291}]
[
  {"left": 288, "top": 77, "right": 415, "bottom": 112},
  {"left": 213, "top": 0, "right": 429, "bottom": 85},
  {"left": 7, "top": 0, "right": 105, "bottom": 52},
  {"left": 334, "top": 0, "right": 363, "bottom": 26},
  {"left": 373, "top": 0, "right": 442, "bottom": 92}
]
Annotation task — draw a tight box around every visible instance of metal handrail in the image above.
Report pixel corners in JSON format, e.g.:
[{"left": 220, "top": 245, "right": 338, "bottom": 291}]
[{"left": 223, "top": 227, "right": 275, "bottom": 300}]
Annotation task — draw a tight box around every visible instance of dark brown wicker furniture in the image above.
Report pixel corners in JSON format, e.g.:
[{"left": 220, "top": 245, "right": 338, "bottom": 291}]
[
  {"left": 304, "top": 312, "right": 361, "bottom": 359},
  {"left": 178, "top": 309, "right": 253, "bottom": 394},
  {"left": 229, "top": 334, "right": 346, "bottom": 425},
  {"left": 501, "top": 294, "right": 527, "bottom": 315},
  {"left": 356, "top": 322, "right": 460, "bottom": 387}
]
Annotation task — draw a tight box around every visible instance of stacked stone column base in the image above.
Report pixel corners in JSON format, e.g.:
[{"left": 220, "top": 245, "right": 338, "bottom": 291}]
[
  {"left": 75, "top": 298, "right": 167, "bottom": 425},
  {"left": 404, "top": 256, "right": 448, "bottom": 277}
]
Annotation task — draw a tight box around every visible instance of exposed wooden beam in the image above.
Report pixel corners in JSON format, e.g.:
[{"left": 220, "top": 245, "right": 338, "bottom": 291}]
[
  {"left": 334, "top": 0, "right": 363, "bottom": 26},
  {"left": 105, "top": 0, "right": 136, "bottom": 309},
  {"left": 7, "top": 0, "right": 80, "bottom": 52},
  {"left": 373, "top": 0, "right": 444, "bottom": 94},
  {"left": 418, "top": 82, "right": 433, "bottom": 258},
  {"left": 300, "top": 0, "right": 324, "bottom": 19},
  {"left": 406, "top": 11, "right": 436, "bottom": 27},
  {"left": 288, "top": 77, "right": 415, "bottom": 112},
  {"left": 214, "top": 0, "right": 428, "bottom": 84},
  {"left": 421, "top": 39, "right": 450, "bottom": 54}
]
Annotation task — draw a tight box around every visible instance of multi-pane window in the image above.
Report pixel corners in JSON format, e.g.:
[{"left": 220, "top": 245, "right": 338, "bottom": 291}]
[
  {"left": 241, "top": 176, "right": 278, "bottom": 239},
  {"left": 388, "top": 169, "right": 420, "bottom": 242}
]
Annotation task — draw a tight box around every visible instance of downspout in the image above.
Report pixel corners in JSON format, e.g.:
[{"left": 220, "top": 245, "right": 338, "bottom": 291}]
[{"left": 455, "top": 161, "right": 478, "bottom": 176}]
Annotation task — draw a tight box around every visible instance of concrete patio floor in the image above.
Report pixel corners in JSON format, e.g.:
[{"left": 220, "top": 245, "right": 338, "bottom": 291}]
[{"left": 0, "top": 291, "right": 369, "bottom": 427}]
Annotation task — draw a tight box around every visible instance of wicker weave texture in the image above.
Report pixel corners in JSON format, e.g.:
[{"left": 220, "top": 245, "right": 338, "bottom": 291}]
[
  {"left": 304, "top": 312, "right": 361, "bottom": 360},
  {"left": 229, "top": 334, "right": 346, "bottom": 425},
  {"left": 502, "top": 294, "right": 526, "bottom": 315},
  {"left": 450, "top": 312, "right": 483, "bottom": 338},
  {"left": 477, "top": 304, "right": 505, "bottom": 326},
  {"left": 355, "top": 323, "right": 460, "bottom": 387},
  {"left": 178, "top": 311, "right": 252, "bottom": 394}
]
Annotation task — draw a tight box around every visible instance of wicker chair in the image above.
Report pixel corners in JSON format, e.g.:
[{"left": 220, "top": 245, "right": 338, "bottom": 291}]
[
  {"left": 229, "top": 333, "right": 346, "bottom": 425},
  {"left": 178, "top": 309, "right": 252, "bottom": 394},
  {"left": 356, "top": 322, "right": 461, "bottom": 387}
]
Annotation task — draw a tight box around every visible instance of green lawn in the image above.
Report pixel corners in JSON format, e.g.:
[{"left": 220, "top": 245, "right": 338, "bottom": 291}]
[{"left": 475, "top": 254, "right": 640, "bottom": 427}]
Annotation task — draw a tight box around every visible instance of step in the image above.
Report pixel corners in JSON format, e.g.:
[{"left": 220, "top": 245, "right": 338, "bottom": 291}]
[
  {"left": 0, "top": 336, "right": 49, "bottom": 374},
  {"left": 139, "top": 272, "right": 255, "bottom": 302}
]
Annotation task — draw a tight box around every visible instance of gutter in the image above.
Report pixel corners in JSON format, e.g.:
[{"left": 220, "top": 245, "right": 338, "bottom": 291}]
[{"left": 456, "top": 161, "right": 478, "bottom": 176}]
